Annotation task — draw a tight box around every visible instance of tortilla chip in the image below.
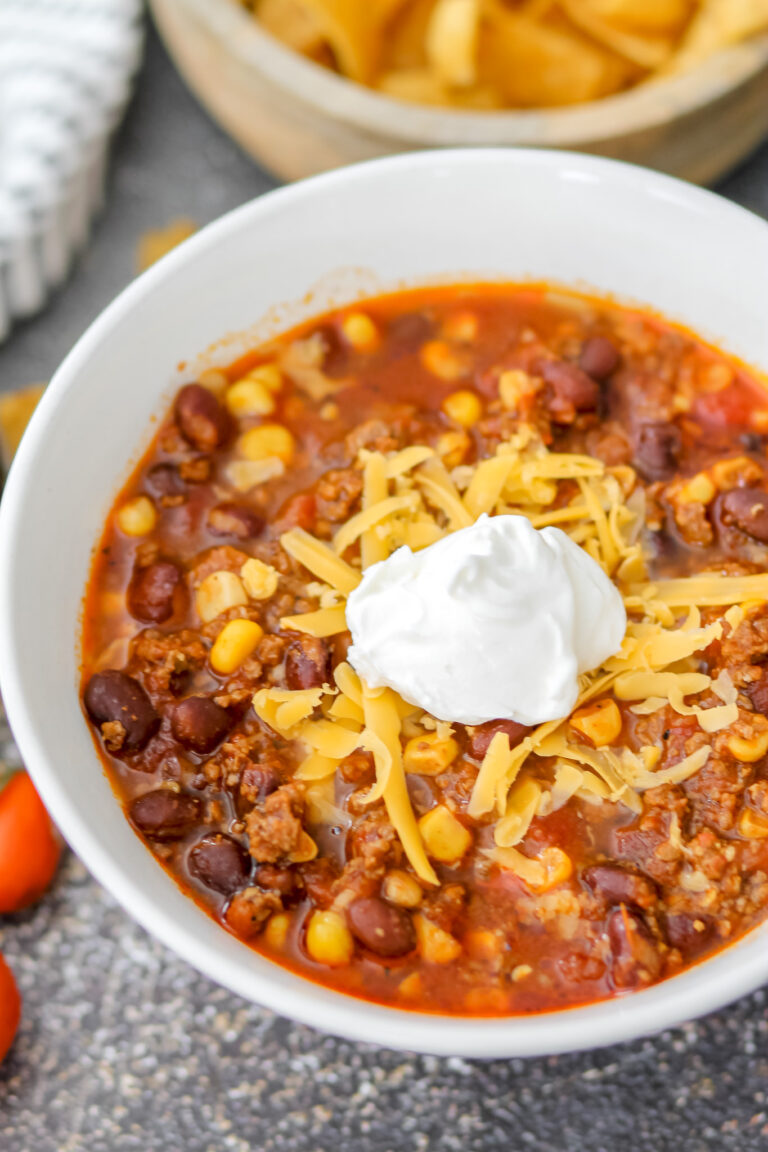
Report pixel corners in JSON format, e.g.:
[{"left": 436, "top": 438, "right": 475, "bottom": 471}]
[
  {"left": 669, "top": 0, "right": 768, "bottom": 70},
  {"left": 560, "top": 0, "right": 676, "bottom": 69},
  {"left": 479, "top": 6, "right": 636, "bottom": 107},
  {"left": 425, "top": 0, "right": 481, "bottom": 88}
]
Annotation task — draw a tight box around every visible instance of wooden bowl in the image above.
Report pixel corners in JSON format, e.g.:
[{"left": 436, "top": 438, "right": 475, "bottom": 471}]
[{"left": 150, "top": 0, "right": 768, "bottom": 184}]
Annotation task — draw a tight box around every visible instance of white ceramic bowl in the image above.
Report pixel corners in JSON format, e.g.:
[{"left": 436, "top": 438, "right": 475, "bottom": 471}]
[{"left": 2, "top": 150, "right": 768, "bottom": 1058}]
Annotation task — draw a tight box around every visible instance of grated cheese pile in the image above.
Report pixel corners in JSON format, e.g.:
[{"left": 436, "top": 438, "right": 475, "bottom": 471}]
[{"left": 250, "top": 428, "right": 768, "bottom": 886}]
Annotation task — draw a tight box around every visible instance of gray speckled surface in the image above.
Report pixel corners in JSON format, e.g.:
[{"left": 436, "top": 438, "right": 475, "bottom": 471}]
[{"left": 2, "top": 22, "right": 768, "bottom": 1152}]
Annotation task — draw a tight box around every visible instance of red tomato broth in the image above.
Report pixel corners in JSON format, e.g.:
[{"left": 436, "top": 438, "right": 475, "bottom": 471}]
[{"left": 81, "top": 283, "right": 768, "bottom": 1016}]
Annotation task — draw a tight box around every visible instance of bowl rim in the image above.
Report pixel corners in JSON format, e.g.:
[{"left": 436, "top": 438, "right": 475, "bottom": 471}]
[
  {"left": 169, "top": 0, "right": 768, "bottom": 145},
  {"left": 3, "top": 148, "right": 768, "bottom": 1058}
]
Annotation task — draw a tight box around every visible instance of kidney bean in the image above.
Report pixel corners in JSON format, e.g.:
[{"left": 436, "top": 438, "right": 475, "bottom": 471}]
[
  {"left": 582, "top": 863, "right": 658, "bottom": 911},
  {"left": 84, "top": 670, "right": 159, "bottom": 752},
  {"left": 538, "top": 358, "right": 599, "bottom": 419},
  {"left": 467, "top": 719, "right": 529, "bottom": 760},
  {"left": 144, "top": 462, "right": 185, "bottom": 499},
  {"left": 189, "top": 834, "right": 250, "bottom": 894},
  {"left": 254, "top": 863, "right": 304, "bottom": 903},
  {"left": 634, "top": 422, "right": 682, "bottom": 480},
  {"left": 130, "top": 789, "right": 201, "bottom": 839},
  {"left": 285, "top": 637, "right": 331, "bottom": 690},
  {"left": 347, "top": 896, "right": 416, "bottom": 957},
  {"left": 748, "top": 674, "right": 768, "bottom": 716},
  {"left": 127, "top": 560, "right": 183, "bottom": 624},
  {"left": 313, "top": 323, "right": 351, "bottom": 378},
  {"left": 578, "top": 336, "right": 621, "bottom": 382},
  {"left": 175, "top": 384, "right": 231, "bottom": 452},
  {"left": 721, "top": 487, "right": 768, "bottom": 543},
  {"left": 171, "top": 696, "right": 233, "bottom": 753},
  {"left": 207, "top": 503, "right": 265, "bottom": 540},
  {"left": 276, "top": 492, "right": 317, "bottom": 533},
  {"left": 301, "top": 857, "right": 339, "bottom": 909},
  {"left": 607, "top": 906, "right": 662, "bottom": 988}
]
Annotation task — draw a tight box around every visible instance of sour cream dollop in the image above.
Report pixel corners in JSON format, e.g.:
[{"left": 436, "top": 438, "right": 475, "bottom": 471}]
[{"left": 345, "top": 514, "right": 626, "bottom": 726}]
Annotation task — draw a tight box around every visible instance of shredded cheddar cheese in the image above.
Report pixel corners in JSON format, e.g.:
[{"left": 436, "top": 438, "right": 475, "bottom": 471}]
[{"left": 260, "top": 430, "right": 763, "bottom": 881}]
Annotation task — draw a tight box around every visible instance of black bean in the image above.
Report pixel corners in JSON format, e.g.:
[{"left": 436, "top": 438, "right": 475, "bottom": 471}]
[
  {"left": 171, "top": 696, "right": 233, "bottom": 753},
  {"left": 84, "top": 670, "right": 159, "bottom": 752},
  {"left": 144, "top": 462, "right": 185, "bottom": 499},
  {"left": 207, "top": 503, "right": 265, "bottom": 540},
  {"left": 127, "top": 560, "right": 183, "bottom": 624},
  {"left": 721, "top": 487, "right": 768, "bottom": 543},
  {"left": 175, "top": 384, "right": 231, "bottom": 452},
  {"left": 130, "top": 789, "right": 201, "bottom": 840},
  {"left": 189, "top": 834, "right": 250, "bottom": 894},
  {"left": 607, "top": 906, "right": 662, "bottom": 988},
  {"left": 665, "top": 912, "right": 716, "bottom": 957},
  {"left": 347, "top": 896, "right": 416, "bottom": 957},
  {"left": 634, "top": 422, "right": 682, "bottom": 481},
  {"left": 241, "top": 764, "right": 281, "bottom": 802},
  {"left": 578, "top": 336, "right": 621, "bottom": 382}
]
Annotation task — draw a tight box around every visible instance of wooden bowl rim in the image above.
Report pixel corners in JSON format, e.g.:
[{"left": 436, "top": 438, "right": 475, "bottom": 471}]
[{"left": 163, "top": 0, "right": 768, "bottom": 144}]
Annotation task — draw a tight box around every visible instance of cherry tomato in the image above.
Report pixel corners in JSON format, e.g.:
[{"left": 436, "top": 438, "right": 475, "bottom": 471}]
[
  {"left": 0, "top": 953, "right": 21, "bottom": 1063},
  {"left": 0, "top": 773, "right": 61, "bottom": 913}
]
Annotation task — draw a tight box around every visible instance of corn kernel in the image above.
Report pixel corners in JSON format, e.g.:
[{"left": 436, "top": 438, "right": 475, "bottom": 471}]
[
  {"left": 738, "top": 809, "right": 768, "bottom": 838},
  {"left": 751, "top": 410, "right": 768, "bottom": 434},
  {"left": 418, "top": 805, "right": 472, "bottom": 863},
  {"left": 464, "top": 929, "right": 502, "bottom": 961},
  {"left": 570, "top": 699, "right": 622, "bottom": 747},
  {"left": 397, "top": 972, "right": 423, "bottom": 1000},
  {"left": 727, "top": 729, "right": 768, "bottom": 763},
  {"left": 414, "top": 914, "right": 462, "bottom": 964},
  {"left": 264, "top": 912, "right": 290, "bottom": 951},
  {"left": 341, "top": 312, "right": 379, "bottom": 351},
  {"left": 403, "top": 732, "right": 459, "bottom": 776},
  {"left": 529, "top": 847, "right": 573, "bottom": 894},
  {"left": 116, "top": 495, "right": 156, "bottom": 537},
  {"left": 320, "top": 402, "right": 339, "bottom": 421},
  {"left": 226, "top": 458, "right": 285, "bottom": 492},
  {"left": 511, "top": 964, "right": 533, "bottom": 982},
  {"left": 382, "top": 869, "right": 423, "bottom": 909},
  {"left": 677, "top": 472, "right": 716, "bottom": 506},
  {"left": 499, "top": 369, "right": 536, "bottom": 410},
  {"left": 305, "top": 910, "right": 354, "bottom": 967},
  {"left": 210, "top": 618, "right": 264, "bottom": 674},
  {"left": 238, "top": 423, "right": 295, "bottom": 465},
  {"left": 225, "top": 378, "right": 276, "bottom": 418},
  {"left": 420, "top": 340, "right": 467, "bottom": 382},
  {"left": 195, "top": 570, "right": 248, "bottom": 623},
  {"left": 442, "top": 311, "right": 478, "bottom": 343},
  {"left": 711, "top": 456, "right": 764, "bottom": 492},
  {"left": 442, "top": 389, "right": 482, "bottom": 428},
  {"left": 436, "top": 430, "right": 470, "bottom": 468},
  {"left": 240, "top": 557, "right": 279, "bottom": 601},
  {"left": 248, "top": 364, "right": 284, "bottom": 392}
]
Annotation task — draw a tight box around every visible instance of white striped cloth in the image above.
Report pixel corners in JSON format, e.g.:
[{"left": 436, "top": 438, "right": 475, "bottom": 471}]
[{"left": 0, "top": 0, "right": 144, "bottom": 341}]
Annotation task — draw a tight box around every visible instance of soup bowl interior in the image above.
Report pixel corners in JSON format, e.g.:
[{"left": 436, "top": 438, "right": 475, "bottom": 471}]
[{"left": 2, "top": 149, "right": 768, "bottom": 1057}]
